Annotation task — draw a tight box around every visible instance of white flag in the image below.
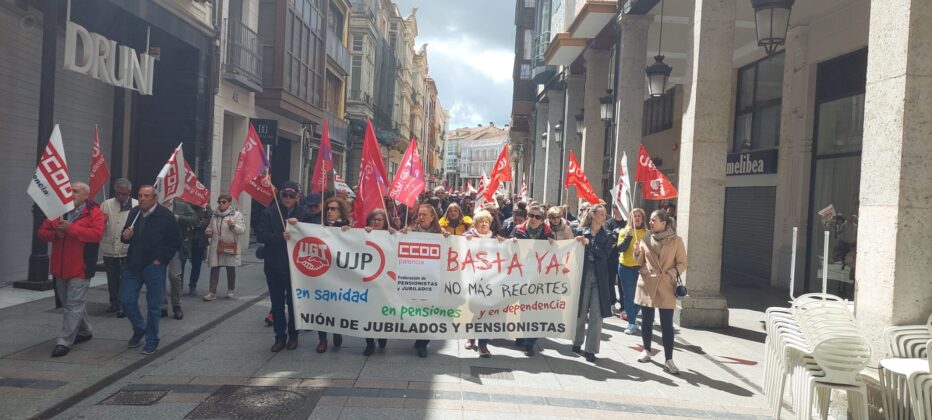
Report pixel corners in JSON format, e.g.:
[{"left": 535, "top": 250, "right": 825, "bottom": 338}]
[
  {"left": 520, "top": 176, "right": 529, "bottom": 202},
  {"left": 156, "top": 143, "right": 186, "bottom": 204},
  {"left": 610, "top": 152, "right": 632, "bottom": 221},
  {"left": 27, "top": 125, "right": 75, "bottom": 220}
]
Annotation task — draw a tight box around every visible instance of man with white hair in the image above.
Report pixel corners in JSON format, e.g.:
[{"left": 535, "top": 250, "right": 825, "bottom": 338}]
[
  {"left": 100, "top": 178, "right": 137, "bottom": 317},
  {"left": 37, "top": 181, "right": 105, "bottom": 357}
]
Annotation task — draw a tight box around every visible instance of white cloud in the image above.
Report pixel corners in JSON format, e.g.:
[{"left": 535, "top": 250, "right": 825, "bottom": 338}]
[
  {"left": 424, "top": 35, "right": 514, "bottom": 85},
  {"left": 447, "top": 101, "right": 486, "bottom": 128}
]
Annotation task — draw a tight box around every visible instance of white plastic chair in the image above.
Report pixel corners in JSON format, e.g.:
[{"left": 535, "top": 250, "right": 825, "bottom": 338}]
[
  {"left": 907, "top": 340, "right": 932, "bottom": 420},
  {"left": 878, "top": 315, "right": 932, "bottom": 420},
  {"left": 791, "top": 334, "right": 872, "bottom": 420}
]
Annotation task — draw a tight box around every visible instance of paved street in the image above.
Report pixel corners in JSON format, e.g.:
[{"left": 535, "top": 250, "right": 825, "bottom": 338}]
[{"left": 0, "top": 247, "right": 785, "bottom": 420}]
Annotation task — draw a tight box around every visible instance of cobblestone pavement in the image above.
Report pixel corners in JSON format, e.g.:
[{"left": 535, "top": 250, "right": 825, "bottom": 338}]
[{"left": 0, "top": 250, "right": 782, "bottom": 419}]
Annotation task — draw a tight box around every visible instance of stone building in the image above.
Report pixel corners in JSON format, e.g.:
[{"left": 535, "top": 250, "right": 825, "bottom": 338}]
[{"left": 510, "top": 0, "right": 932, "bottom": 359}]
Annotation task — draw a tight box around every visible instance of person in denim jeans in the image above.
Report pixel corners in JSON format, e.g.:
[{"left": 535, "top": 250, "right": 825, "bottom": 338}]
[
  {"left": 119, "top": 186, "right": 180, "bottom": 355},
  {"left": 616, "top": 208, "right": 647, "bottom": 335},
  {"left": 256, "top": 182, "right": 310, "bottom": 352}
]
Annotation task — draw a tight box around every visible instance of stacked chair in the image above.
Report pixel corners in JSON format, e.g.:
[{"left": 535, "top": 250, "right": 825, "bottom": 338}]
[
  {"left": 763, "top": 293, "right": 872, "bottom": 419},
  {"left": 878, "top": 314, "right": 932, "bottom": 420}
]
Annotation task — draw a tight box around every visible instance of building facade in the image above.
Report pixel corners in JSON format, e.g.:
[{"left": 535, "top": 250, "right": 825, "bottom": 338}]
[
  {"left": 2, "top": 0, "right": 216, "bottom": 286},
  {"left": 443, "top": 124, "right": 510, "bottom": 190},
  {"left": 511, "top": 0, "right": 932, "bottom": 364}
]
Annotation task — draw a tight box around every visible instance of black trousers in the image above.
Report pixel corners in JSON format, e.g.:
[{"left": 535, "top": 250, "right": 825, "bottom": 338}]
[
  {"left": 641, "top": 307, "right": 675, "bottom": 361},
  {"left": 103, "top": 256, "right": 125, "bottom": 307}
]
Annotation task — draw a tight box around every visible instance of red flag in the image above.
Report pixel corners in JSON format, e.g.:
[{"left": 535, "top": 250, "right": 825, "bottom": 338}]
[
  {"left": 310, "top": 120, "right": 333, "bottom": 193},
  {"left": 635, "top": 144, "right": 659, "bottom": 183},
  {"left": 635, "top": 144, "right": 678, "bottom": 200},
  {"left": 230, "top": 124, "right": 271, "bottom": 205},
  {"left": 388, "top": 137, "right": 425, "bottom": 207},
  {"left": 244, "top": 173, "right": 274, "bottom": 206},
  {"left": 483, "top": 144, "right": 512, "bottom": 200},
  {"left": 353, "top": 120, "right": 389, "bottom": 227},
  {"left": 88, "top": 125, "right": 109, "bottom": 199},
  {"left": 178, "top": 160, "right": 210, "bottom": 207},
  {"left": 564, "top": 150, "right": 600, "bottom": 204}
]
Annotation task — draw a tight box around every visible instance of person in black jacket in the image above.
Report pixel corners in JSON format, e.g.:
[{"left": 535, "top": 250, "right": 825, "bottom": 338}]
[
  {"left": 313, "top": 197, "right": 351, "bottom": 353},
  {"left": 119, "top": 186, "right": 181, "bottom": 355},
  {"left": 571, "top": 204, "right": 616, "bottom": 363},
  {"left": 256, "top": 181, "right": 310, "bottom": 353}
]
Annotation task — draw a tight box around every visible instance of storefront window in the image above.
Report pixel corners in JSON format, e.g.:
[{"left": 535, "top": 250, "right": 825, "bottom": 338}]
[
  {"left": 733, "top": 52, "right": 784, "bottom": 153},
  {"left": 805, "top": 49, "right": 867, "bottom": 300}
]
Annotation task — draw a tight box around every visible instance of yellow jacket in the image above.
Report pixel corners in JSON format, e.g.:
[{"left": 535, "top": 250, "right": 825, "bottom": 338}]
[
  {"left": 617, "top": 225, "right": 648, "bottom": 267},
  {"left": 439, "top": 215, "right": 473, "bottom": 236}
]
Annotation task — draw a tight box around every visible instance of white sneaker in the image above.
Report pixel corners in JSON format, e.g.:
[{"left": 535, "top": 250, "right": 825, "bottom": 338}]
[
  {"left": 226, "top": 290, "right": 235, "bottom": 299},
  {"left": 637, "top": 350, "right": 651, "bottom": 363},
  {"left": 664, "top": 359, "right": 680, "bottom": 375}
]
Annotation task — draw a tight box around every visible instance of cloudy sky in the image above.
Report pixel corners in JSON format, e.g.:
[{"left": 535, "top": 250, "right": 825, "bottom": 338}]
[{"left": 393, "top": 0, "right": 515, "bottom": 130}]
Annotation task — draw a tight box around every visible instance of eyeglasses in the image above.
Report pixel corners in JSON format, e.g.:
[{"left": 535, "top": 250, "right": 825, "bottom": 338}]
[
  {"left": 528, "top": 214, "right": 543, "bottom": 220},
  {"left": 280, "top": 191, "right": 297, "bottom": 199},
  {"left": 548, "top": 217, "right": 561, "bottom": 221},
  {"left": 217, "top": 200, "right": 229, "bottom": 204},
  {"left": 327, "top": 206, "right": 340, "bottom": 211}
]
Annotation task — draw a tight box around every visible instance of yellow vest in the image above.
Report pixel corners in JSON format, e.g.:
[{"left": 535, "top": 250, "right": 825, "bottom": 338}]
[{"left": 617, "top": 226, "right": 648, "bottom": 267}]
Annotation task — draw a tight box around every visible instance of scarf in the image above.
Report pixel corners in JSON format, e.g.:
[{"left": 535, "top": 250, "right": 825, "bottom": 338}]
[
  {"left": 526, "top": 224, "right": 543, "bottom": 239},
  {"left": 647, "top": 226, "right": 676, "bottom": 257},
  {"left": 213, "top": 207, "right": 235, "bottom": 218}
]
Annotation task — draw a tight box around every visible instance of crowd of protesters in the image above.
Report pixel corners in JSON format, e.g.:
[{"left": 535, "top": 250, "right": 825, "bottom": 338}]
[{"left": 39, "top": 180, "right": 685, "bottom": 375}]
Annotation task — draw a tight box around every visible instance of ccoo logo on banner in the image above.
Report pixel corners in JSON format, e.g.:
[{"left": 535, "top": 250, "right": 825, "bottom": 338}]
[{"left": 287, "top": 224, "right": 584, "bottom": 340}]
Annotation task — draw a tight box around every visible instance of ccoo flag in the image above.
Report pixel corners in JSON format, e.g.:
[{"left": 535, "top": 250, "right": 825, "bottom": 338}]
[
  {"left": 156, "top": 143, "right": 186, "bottom": 204},
  {"left": 230, "top": 123, "right": 273, "bottom": 206},
  {"left": 388, "top": 136, "right": 426, "bottom": 207},
  {"left": 27, "top": 124, "right": 75, "bottom": 220}
]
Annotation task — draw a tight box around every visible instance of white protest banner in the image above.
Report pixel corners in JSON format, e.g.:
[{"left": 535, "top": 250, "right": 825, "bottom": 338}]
[{"left": 287, "top": 224, "right": 584, "bottom": 340}]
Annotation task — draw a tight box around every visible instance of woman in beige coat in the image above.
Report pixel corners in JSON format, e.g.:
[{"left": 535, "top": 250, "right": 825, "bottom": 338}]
[
  {"left": 634, "top": 209, "right": 687, "bottom": 374},
  {"left": 203, "top": 194, "right": 246, "bottom": 301}
]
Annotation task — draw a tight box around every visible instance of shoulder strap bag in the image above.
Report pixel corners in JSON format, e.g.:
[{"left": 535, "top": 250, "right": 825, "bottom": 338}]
[{"left": 673, "top": 267, "right": 688, "bottom": 299}]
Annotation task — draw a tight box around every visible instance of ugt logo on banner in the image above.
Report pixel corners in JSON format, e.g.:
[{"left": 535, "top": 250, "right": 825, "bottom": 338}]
[{"left": 292, "top": 233, "right": 387, "bottom": 282}]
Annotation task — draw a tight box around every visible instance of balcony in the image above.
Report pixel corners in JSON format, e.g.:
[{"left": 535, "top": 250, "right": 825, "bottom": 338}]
[
  {"left": 544, "top": 32, "right": 587, "bottom": 66},
  {"left": 348, "top": 89, "right": 373, "bottom": 105},
  {"left": 568, "top": 0, "right": 617, "bottom": 39},
  {"left": 326, "top": 29, "right": 351, "bottom": 75},
  {"left": 351, "top": 3, "right": 376, "bottom": 23},
  {"left": 222, "top": 19, "right": 263, "bottom": 92}
]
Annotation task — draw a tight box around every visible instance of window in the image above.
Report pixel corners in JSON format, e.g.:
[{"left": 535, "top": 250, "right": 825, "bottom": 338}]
[
  {"left": 350, "top": 55, "right": 362, "bottom": 94},
  {"left": 352, "top": 35, "right": 363, "bottom": 52},
  {"left": 285, "top": 0, "right": 325, "bottom": 106},
  {"left": 642, "top": 88, "right": 674, "bottom": 136},
  {"left": 524, "top": 0, "right": 536, "bottom": 7},
  {"left": 733, "top": 52, "right": 784, "bottom": 152},
  {"left": 520, "top": 64, "right": 531, "bottom": 80},
  {"left": 523, "top": 30, "right": 532, "bottom": 60}
]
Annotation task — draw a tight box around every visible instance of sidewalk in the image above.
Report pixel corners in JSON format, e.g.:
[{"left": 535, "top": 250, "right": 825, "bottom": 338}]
[
  {"left": 0, "top": 251, "right": 270, "bottom": 420},
  {"left": 47, "top": 286, "right": 781, "bottom": 419}
]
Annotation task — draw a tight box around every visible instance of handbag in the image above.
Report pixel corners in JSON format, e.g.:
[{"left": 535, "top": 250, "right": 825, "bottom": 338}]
[
  {"left": 674, "top": 268, "right": 688, "bottom": 299},
  {"left": 215, "top": 216, "right": 239, "bottom": 256}
]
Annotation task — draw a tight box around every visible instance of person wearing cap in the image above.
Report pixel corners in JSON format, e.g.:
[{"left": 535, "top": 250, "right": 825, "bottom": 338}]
[
  {"left": 301, "top": 192, "right": 323, "bottom": 224},
  {"left": 256, "top": 181, "right": 310, "bottom": 352}
]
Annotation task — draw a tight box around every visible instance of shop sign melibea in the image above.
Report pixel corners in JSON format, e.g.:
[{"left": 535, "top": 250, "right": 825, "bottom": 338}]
[{"left": 63, "top": 21, "right": 155, "bottom": 95}]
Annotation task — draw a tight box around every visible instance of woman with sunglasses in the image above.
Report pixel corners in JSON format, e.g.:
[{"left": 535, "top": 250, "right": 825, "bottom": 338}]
[
  {"left": 203, "top": 194, "right": 245, "bottom": 301},
  {"left": 512, "top": 205, "right": 556, "bottom": 356},
  {"left": 315, "top": 197, "right": 351, "bottom": 354},
  {"left": 403, "top": 203, "right": 449, "bottom": 357},
  {"left": 341, "top": 209, "right": 396, "bottom": 356}
]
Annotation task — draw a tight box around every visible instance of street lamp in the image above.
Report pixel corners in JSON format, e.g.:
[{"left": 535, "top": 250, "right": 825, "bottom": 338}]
[
  {"left": 751, "top": 0, "right": 794, "bottom": 56},
  {"left": 575, "top": 110, "right": 584, "bottom": 137},
  {"left": 553, "top": 121, "right": 563, "bottom": 143},
  {"left": 599, "top": 90, "right": 614, "bottom": 123},
  {"left": 541, "top": 131, "right": 548, "bottom": 148},
  {"left": 646, "top": 56, "right": 672, "bottom": 97},
  {"left": 645, "top": 0, "right": 672, "bottom": 98}
]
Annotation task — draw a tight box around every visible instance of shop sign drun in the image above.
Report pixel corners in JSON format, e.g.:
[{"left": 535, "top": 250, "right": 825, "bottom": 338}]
[{"left": 64, "top": 21, "right": 156, "bottom": 95}]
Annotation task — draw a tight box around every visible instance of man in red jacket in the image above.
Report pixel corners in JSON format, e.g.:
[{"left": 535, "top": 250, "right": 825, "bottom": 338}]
[{"left": 37, "top": 181, "right": 104, "bottom": 357}]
